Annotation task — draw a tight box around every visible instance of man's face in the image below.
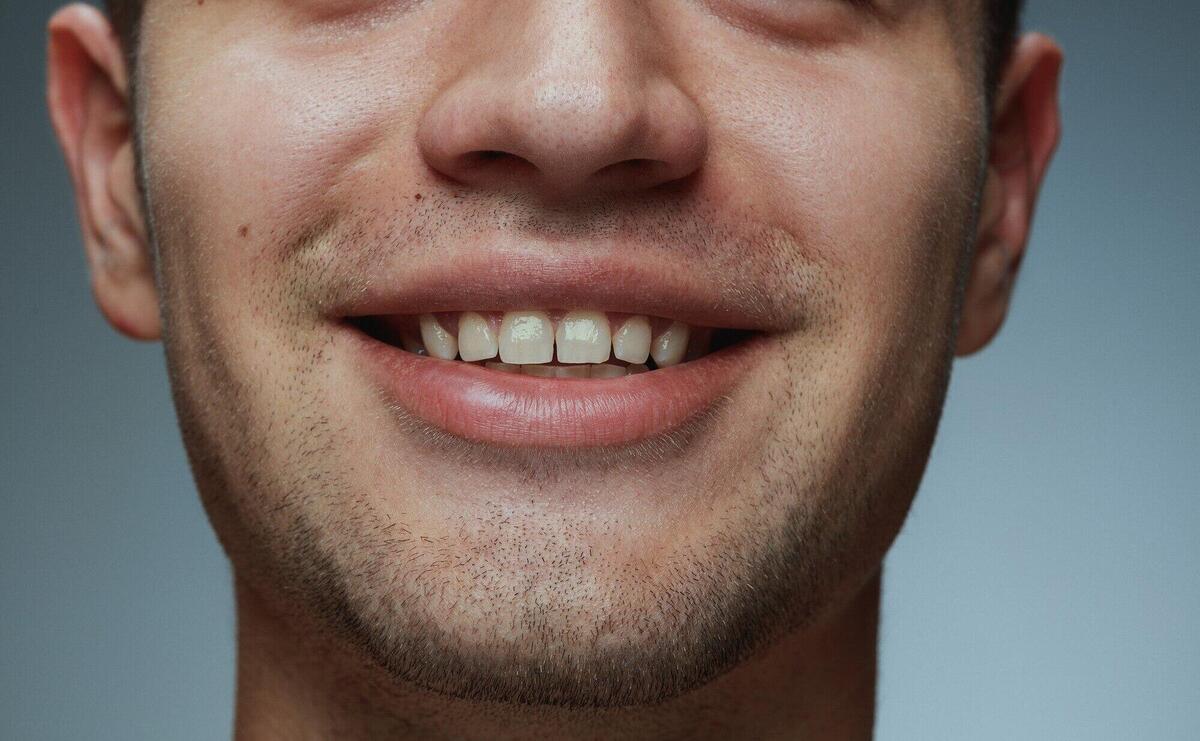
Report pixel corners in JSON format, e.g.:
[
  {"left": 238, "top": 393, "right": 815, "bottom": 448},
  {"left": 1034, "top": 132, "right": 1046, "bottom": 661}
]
[{"left": 138, "top": 0, "right": 984, "bottom": 705}]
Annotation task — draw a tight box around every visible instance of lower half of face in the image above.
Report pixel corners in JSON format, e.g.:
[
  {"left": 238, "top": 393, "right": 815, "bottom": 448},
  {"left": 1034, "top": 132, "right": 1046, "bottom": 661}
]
[
  {"left": 144, "top": 0, "right": 982, "bottom": 708},
  {"left": 164, "top": 233, "right": 962, "bottom": 706}
]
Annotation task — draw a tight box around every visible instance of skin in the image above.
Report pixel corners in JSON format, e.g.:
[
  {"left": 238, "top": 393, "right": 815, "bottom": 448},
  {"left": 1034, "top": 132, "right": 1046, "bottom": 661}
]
[{"left": 47, "top": 1, "right": 1061, "bottom": 738}]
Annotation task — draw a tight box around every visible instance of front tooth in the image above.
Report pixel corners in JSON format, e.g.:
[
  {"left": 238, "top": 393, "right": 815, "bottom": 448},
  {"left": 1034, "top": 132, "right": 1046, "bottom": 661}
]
[
  {"left": 499, "top": 311, "right": 554, "bottom": 364},
  {"left": 419, "top": 314, "right": 458, "bottom": 360},
  {"left": 521, "top": 364, "right": 558, "bottom": 378},
  {"left": 458, "top": 312, "right": 498, "bottom": 361},
  {"left": 650, "top": 321, "right": 690, "bottom": 367},
  {"left": 589, "top": 363, "right": 626, "bottom": 379},
  {"left": 556, "top": 310, "right": 611, "bottom": 364},
  {"left": 627, "top": 363, "right": 649, "bottom": 374},
  {"left": 612, "top": 315, "right": 651, "bottom": 364}
]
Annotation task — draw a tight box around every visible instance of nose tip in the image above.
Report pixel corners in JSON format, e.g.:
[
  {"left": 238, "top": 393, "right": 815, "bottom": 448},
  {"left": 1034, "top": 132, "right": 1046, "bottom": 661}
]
[{"left": 417, "top": 55, "right": 707, "bottom": 198}]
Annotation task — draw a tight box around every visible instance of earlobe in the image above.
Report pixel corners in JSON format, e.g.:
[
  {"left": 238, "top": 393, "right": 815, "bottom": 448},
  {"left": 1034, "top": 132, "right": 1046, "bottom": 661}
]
[
  {"left": 956, "top": 33, "right": 1063, "bottom": 357},
  {"left": 47, "top": 4, "right": 160, "bottom": 341}
]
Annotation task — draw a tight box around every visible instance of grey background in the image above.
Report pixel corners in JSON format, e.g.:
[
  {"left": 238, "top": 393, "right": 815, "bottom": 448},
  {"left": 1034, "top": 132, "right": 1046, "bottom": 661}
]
[{"left": 3, "top": 1, "right": 1197, "bottom": 738}]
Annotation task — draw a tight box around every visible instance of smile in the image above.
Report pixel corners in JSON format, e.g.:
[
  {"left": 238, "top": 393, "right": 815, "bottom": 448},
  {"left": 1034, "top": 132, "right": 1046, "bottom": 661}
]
[
  {"left": 352, "top": 310, "right": 754, "bottom": 377},
  {"left": 337, "top": 253, "right": 773, "bottom": 448}
]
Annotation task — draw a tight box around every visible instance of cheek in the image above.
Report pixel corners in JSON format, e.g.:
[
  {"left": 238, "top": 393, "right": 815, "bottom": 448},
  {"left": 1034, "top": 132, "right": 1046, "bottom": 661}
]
[
  {"left": 703, "top": 51, "right": 980, "bottom": 349},
  {"left": 141, "top": 26, "right": 438, "bottom": 311}
]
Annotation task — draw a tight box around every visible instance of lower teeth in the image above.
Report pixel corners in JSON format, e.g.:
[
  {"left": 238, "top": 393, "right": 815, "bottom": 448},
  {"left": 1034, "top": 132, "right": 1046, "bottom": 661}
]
[{"left": 484, "top": 361, "right": 650, "bottom": 378}]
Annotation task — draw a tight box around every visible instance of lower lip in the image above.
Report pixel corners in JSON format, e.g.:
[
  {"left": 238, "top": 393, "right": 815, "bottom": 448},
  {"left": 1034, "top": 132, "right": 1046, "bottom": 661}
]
[{"left": 347, "top": 327, "right": 766, "bottom": 448}]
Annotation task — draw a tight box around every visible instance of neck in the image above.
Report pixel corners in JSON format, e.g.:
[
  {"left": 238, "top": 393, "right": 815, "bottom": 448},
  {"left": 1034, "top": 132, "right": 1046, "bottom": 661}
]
[{"left": 232, "top": 571, "right": 880, "bottom": 740}]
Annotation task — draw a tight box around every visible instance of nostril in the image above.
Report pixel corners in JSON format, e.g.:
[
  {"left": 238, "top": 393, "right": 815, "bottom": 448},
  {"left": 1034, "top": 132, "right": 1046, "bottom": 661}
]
[
  {"left": 594, "top": 158, "right": 680, "bottom": 189},
  {"left": 598, "top": 158, "right": 660, "bottom": 175},
  {"left": 475, "top": 150, "right": 512, "bottom": 162},
  {"left": 455, "top": 150, "right": 539, "bottom": 180}
]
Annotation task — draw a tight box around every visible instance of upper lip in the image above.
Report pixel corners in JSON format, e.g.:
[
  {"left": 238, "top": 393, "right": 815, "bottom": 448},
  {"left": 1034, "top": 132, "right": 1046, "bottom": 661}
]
[{"left": 330, "top": 243, "right": 790, "bottom": 332}]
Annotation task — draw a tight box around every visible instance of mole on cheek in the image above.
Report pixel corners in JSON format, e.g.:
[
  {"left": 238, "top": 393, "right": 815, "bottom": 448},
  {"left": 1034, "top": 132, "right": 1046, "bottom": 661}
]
[{"left": 238, "top": 224, "right": 250, "bottom": 238}]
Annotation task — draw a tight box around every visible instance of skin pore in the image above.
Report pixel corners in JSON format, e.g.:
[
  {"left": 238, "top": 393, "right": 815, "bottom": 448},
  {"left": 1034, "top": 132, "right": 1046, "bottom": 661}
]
[{"left": 47, "top": 1, "right": 1061, "bottom": 738}]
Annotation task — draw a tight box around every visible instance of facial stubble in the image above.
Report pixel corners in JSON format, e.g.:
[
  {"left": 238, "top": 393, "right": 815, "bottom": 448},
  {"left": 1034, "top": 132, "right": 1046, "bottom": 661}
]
[{"left": 156, "top": 168, "right": 977, "bottom": 710}]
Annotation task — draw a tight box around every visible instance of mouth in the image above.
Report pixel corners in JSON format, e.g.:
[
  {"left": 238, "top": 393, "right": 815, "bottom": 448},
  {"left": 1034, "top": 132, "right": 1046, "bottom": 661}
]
[
  {"left": 349, "top": 311, "right": 756, "bottom": 376},
  {"left": 336, "top": 253, "right": 774, "bottom": 448}
]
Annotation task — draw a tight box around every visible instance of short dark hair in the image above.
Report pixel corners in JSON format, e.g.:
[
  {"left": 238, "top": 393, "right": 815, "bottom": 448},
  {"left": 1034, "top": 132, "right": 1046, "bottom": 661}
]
[
  {"left": 105, "top": 1, "right": 1024, "bottom": 92},
  {"left": 983, "top": 0, "right": 1025, "bottom": 92},
  {"left": 105, "top": 0, "right": 141, "bottom": 63}
]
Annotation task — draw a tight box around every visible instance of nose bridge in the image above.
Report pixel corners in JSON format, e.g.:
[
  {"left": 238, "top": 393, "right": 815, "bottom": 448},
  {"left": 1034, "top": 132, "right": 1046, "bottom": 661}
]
[
  {"left": 522, "top": 1, "right": 646, "bottom": 132},
  {"left": 417, "top": 0, "right": 706, "bottom": 197}
]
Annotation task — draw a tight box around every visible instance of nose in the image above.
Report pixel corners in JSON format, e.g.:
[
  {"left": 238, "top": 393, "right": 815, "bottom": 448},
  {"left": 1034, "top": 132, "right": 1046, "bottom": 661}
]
[{"left": 417, "top": 2, "right": 707, "bottom": 199}]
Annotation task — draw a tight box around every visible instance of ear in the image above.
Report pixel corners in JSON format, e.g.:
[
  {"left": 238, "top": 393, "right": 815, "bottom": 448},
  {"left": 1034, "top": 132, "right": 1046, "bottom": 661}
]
[
  {"left": 956, "top": 33, "right": 1063, "bottom": 356},
  {"left": 47, "top": 4, "right": 160, "bottom": 341}
]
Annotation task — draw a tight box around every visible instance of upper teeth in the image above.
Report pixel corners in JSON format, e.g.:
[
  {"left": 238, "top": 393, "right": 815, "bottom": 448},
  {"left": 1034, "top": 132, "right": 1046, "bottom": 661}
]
[
  {"left": 419, "top": 314, "right": 458, "bottom": 361},
  {"left": 499, "top": 311, "right": 554, "bottom": 364},
  {"left": 555, "top": 310, "right": 612, "bottom": 364},
  {"left": 651, "top": 321, "right": 690, "bottom": 367},
  {"left": 411, "top": 310, "right": 696, "bottom": 373},
  {"left": 612, "top": 315, "right": 651, "bottom": 364},
  {"left": 458, "top": 311, "right": 498, "bottom": 362}
]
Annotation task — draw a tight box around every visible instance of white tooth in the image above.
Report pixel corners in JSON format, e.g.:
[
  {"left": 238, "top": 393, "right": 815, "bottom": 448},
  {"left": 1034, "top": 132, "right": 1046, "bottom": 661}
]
[
  {"left": 499, "top": 311, "right": 554, "bottom": 364},
  {"left": 556, "top": 310, "right": 611, "bottom": 364},
  {"left": 400, "top": 332, "right": 427, "bottom": 355},
  {"left": 612, "top": 315, "right": 651, "bottom": 364},
  {"left": 589, "top": 363, "right": 626, "bottom": 379},
  {"left": 458, "top": 312, "right": 498, "bottom": 361},
  {"left": 627, "top": 363, "right": 649, "bottom": 374},
  {"left": 521, "top": 364, "right": 558, "bottom": 378},
  {"left": 651, "top": 322, "right": 690, "bottom": 367},
  {"left": 485, "top": 362, "right": 520, "bottom": 373},
  {"left": 419, "top": 314, "right": 458, "bottom": 360}
]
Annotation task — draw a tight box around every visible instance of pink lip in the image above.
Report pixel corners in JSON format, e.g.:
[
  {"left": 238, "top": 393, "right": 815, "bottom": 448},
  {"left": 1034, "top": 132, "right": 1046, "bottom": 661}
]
[
  {"left": 331, "top": 247, "right": 782, "bottom": 447},
  {"left": 347, "top": 328, "right": 766, "bottom": 448}
]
